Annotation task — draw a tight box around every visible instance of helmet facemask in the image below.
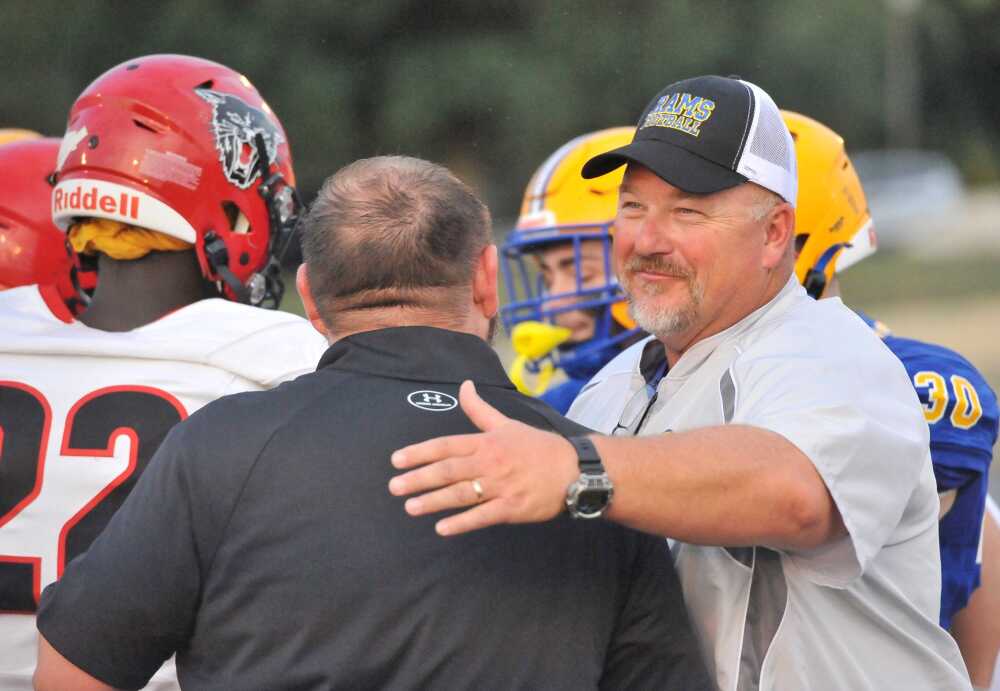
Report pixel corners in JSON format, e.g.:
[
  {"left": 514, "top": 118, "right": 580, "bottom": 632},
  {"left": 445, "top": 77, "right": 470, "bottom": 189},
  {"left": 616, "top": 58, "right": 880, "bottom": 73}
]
[{"left": 501, "top": 226, "right": 640, "bottom": 382}]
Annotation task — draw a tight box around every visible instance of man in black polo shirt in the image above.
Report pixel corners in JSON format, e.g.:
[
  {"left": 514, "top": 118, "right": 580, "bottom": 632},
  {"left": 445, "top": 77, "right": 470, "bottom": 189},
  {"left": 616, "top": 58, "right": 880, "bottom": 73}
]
[{"left": 33, "top": 156, "right": 711, "bottom": 691}]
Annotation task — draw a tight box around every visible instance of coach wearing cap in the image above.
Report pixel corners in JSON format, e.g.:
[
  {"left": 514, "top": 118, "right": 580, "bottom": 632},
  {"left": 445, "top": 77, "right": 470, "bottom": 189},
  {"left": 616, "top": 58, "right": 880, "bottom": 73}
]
[{"left": 390, "top": 76, "right": 973, "bottom": 690}]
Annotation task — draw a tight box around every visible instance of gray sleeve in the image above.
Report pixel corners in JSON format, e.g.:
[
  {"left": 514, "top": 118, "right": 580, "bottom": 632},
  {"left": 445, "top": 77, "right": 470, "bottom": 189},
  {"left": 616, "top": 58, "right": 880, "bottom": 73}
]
[
  {"left": 731, "top": 334, "right": 933, "bottom": 586},
  {"left": 36, "top": 421, "right": 207, "bottom": 690},
  {"left": 599, "top": 533, "right": 715, "bottom": 691}
]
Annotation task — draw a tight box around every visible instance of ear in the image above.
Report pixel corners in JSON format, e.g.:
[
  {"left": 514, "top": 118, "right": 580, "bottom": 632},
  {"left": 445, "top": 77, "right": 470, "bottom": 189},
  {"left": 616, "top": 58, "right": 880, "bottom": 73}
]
[
  {"left": 472, "top": 243, "right": 499, "bottom": 320},
  {"left": 295, "top": 263, "right": 331, "bottom": 340},
  {"left": 761, "top": 202, "right": 796, "bottom": 270}
]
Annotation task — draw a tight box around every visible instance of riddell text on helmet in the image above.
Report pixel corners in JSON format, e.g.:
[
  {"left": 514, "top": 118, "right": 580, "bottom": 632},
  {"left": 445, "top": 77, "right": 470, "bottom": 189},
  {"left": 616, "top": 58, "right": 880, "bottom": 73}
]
[{"left": 53, "top": 186, "right": 140, "bottom": 220}]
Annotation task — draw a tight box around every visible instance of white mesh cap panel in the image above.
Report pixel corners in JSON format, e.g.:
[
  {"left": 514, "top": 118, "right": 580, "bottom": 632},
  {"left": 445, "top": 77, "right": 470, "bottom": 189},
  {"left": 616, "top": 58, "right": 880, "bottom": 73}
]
[
  {"left": 735, "top": 81, "right": 798, "bottom": 207},
  {"left": 748, "top": 100, "right": 792, "bottom": 172}
]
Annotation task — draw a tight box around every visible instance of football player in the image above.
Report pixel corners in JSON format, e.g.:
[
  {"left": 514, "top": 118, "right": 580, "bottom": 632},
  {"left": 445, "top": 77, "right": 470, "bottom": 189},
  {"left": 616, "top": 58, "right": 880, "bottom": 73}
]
[
  {"left": 0, "top": 55, "right": 327, "bottom": 691},
  {"left": 0, "top": 137, "right": 93, "bottom": 313},
  {"left": 785, "top": 110, "right": 1000, "bottom": 689},
  {"left": 500, "top": 127, "right": 643, "bottom": 413}
]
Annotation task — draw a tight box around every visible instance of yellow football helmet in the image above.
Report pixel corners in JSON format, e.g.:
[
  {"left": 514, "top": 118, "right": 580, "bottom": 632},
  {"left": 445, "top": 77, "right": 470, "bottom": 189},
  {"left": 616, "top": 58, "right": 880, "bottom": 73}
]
[
  {"left": 783, "top": 111, "right": 876, "bottom": 298},
  {"left": 501, "top": 127, "right": 640, "bottom": 394},
  {"left": 0, "top": 129, "right": 42, "bottom": 146},
  {"left": 513, "top": 126, "right": 635, "bottom": 233}
]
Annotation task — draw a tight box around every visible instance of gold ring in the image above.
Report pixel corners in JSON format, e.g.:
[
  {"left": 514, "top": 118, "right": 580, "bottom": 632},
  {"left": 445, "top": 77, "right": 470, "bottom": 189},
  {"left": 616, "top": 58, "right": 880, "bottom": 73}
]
[{"left": 471, "top": 479, "right": 485, "bottom": 503}]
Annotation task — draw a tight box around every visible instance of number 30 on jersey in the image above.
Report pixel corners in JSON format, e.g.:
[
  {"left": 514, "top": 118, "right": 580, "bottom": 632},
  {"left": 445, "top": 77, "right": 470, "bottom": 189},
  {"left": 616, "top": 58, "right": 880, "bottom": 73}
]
[{"left": 913, "top": 371, "right": 983, "bottom": 429}]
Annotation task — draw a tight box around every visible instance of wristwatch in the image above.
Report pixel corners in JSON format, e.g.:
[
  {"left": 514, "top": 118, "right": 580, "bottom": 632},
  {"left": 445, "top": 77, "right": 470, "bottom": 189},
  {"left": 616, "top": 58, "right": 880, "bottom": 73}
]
[{"left": 564, "top": 435, "right": 614, "bottom": 519}]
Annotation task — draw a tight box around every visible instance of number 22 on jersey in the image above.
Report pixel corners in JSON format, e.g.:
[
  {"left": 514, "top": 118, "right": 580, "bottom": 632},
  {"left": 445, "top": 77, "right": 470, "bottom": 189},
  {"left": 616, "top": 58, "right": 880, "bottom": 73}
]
[{"left": 0, "top": 381, "right": 186, "bottom": 613}]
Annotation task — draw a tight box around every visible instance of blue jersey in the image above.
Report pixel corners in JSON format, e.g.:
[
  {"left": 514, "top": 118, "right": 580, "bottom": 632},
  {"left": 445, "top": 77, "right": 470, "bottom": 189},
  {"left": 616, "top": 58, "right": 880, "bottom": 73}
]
[
  {"left": 863, "top": 314, "right": 999, "bottom": 628},
  {"left": 540, "top": 376, "right": 590, "bottom": 415},
  {"left": 543, "top": 336, "right": 625, "bottom": 415}
]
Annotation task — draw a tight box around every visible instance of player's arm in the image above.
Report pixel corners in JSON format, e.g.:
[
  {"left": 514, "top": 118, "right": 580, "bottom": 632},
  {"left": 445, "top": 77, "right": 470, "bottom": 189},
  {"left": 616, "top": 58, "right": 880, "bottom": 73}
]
[
  {"left": 391, "top": 381, "right": 844, "bottom": 550},
  {"left": 940, "top": 489, "right": 958, "bottom": 518},
  {"left": 34, "top": 634, "right": 118, "bottom": 691},
  {"left": 951, "top": 501, "right": 1000, "bottom": 689}
]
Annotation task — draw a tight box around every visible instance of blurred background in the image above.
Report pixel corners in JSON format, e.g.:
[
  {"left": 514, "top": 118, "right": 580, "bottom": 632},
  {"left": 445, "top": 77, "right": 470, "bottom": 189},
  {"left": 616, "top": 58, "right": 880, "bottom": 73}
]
[{"left": 4, "top": 0, "right": 998, "bottom": 472}]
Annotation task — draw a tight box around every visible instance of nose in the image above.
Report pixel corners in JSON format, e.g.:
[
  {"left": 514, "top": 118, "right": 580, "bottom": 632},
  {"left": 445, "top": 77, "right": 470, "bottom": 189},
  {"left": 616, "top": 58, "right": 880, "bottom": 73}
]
[
  {"left": 548, "top": 269, "right": 578, "bottom": 297},
  {"left": 632, "top": 214, "right": 673, "bottom": 257}
]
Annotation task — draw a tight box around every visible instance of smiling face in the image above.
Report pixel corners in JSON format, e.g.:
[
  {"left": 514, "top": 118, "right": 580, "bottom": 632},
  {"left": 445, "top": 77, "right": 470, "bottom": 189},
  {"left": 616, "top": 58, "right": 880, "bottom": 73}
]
[
  {"left": 613, "top": 164, "right": 795, "bottom": 357},
  {"left": 533, "top": 239, "right": 610, "bottom": 344}
]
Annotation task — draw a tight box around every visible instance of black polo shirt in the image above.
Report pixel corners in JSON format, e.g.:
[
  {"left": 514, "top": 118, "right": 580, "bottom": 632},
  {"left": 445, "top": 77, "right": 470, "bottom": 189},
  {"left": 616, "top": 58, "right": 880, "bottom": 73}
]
[{"left": 37, "top": 326, "right": 710, "bottom": 690}]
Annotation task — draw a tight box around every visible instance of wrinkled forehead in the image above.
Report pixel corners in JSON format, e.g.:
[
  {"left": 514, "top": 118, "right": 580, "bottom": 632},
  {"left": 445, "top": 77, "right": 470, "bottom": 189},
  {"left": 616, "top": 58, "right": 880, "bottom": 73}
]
[
  {"left": 621, "top": 164, "right": 767, "bottom": 211},
  {"left": 620, "top": 163, "right": 706, "bottom": 200}
]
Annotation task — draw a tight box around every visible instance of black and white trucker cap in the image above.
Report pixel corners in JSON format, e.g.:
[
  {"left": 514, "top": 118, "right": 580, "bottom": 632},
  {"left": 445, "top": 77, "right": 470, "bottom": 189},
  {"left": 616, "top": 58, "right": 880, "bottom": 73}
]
[{"left": 582, "top": 75, "right": 797, "bottom": 206}]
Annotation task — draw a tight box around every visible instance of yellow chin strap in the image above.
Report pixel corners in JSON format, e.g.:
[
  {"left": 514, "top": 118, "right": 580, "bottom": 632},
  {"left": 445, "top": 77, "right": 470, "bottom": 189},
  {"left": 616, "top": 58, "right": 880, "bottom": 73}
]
[
  {"left": 68, "top": 219, "right": 192, "bottom": 260},
  {"left": 508, "top": 321, "right": 572, "bottom": 396}
]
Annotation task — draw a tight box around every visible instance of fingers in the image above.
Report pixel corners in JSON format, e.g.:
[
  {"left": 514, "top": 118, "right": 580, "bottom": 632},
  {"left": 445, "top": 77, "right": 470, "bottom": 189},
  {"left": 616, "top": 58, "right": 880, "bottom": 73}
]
[
  {"left": 390, "top": 384, "right": 511, "bottom": 469},
  {"left": 389, "top": 454, "right": 482, "bottom": 497},
  {"left": 387, "top": 386, "right": 560, "bottom": 537},
  {"left": 458, "top": 380, "right": 509, "bottom": 432},
  {"left": 391, "top": 433, "right": 480, "bottom": 470},
  {"left": 435, "top": 501, "right": 508, "bottom": 537},
  {"left": 404, "top": 478, "right": 486, "bottom": 517}
]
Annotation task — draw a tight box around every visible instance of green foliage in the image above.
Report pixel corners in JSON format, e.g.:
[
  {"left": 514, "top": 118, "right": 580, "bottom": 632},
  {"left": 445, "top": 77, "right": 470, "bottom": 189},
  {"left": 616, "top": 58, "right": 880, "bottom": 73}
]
[
  {"left": 3, "top": 0, "right": 996, "bottom": 216},
  {"left": 841, "top": 250, "right": 1000, "bottom": 308}
]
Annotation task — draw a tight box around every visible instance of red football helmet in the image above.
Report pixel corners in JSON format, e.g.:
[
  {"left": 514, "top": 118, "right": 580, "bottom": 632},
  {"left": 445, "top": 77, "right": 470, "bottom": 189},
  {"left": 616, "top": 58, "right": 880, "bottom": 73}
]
[
  {"left": 0, "top": 137, "right": 90, "bottom": 310},
  {"left": 51, "top": 54, "right": 299, "bottom": 307}
]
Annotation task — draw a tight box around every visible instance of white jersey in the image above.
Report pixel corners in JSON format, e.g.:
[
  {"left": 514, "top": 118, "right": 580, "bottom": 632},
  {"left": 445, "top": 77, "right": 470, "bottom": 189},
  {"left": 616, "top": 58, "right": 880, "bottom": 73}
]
[
  {"left": 569, "top": 277, "right": 971, "bottom": 691},
  {"left": 0, "top": 284, "right": 328, "bottom": 690}
]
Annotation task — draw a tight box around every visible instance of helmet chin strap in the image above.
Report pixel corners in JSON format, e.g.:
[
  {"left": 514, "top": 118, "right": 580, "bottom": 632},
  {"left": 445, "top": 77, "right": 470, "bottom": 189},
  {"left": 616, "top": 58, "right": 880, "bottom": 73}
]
[
  {"left": 203, "top": 231, "right": 250, "bottom": 303},
  {"left": 804, "top": 242, "right": 849, "bottom": 300},
  {"left": 803, "top": 268, "right": 827, "bottom": 300},
  {"left": 64, "top": 238, "right": 92, "bottom": 312}
]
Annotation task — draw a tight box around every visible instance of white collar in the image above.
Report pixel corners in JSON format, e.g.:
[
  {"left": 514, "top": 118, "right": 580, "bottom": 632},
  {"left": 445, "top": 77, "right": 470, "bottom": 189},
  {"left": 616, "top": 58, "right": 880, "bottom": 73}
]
[{"left": 649, "top": 275, "right": 803, "bottom": 380}]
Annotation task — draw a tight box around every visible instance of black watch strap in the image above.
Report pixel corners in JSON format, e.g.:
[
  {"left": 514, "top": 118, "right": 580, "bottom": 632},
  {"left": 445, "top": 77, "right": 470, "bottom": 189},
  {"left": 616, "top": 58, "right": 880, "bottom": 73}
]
[{"left": 567, "top": 435, "right": 603, "bottom": 475}]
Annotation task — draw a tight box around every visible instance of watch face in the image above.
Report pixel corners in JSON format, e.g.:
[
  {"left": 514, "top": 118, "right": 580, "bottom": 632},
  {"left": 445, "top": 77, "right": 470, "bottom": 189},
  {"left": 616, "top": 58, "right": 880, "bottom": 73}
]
[
  {"left": 567, "top": 473, "right": 614, "bottom": 519},
  {"left": 577, "top": 489, "right": 611, "bottom": 514}
]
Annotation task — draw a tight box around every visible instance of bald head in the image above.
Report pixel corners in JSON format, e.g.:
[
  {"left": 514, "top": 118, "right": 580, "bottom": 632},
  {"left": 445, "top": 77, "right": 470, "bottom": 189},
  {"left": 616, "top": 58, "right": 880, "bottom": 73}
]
[{"left": 299, "top": 156, "right": 492, "bottom": 333}]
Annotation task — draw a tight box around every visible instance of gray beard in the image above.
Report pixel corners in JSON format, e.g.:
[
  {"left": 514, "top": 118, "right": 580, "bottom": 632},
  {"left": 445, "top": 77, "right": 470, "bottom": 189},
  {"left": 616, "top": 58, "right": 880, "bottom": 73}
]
[{"left": 623, "top": 276, "right": 703, "bottom": 339}]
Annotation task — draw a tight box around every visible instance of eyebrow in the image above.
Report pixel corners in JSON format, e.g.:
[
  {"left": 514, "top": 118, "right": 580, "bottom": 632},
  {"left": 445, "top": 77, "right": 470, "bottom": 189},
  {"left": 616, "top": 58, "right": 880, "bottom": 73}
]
[{"left": 618, "top": 181, "right": 702, "bottom": 205}]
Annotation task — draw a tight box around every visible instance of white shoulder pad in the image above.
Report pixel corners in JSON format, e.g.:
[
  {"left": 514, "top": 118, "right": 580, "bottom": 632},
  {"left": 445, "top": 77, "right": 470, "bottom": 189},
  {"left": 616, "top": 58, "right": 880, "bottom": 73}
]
[{"left": 151, "top": 300, "right": 329, "bottom": 387}]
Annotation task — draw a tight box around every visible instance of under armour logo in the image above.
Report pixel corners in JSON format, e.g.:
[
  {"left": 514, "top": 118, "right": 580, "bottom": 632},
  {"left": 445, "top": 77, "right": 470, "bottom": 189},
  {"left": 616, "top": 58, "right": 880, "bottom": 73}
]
[{"left": 407, "top": 390, "right": 458, "bottom": 412}]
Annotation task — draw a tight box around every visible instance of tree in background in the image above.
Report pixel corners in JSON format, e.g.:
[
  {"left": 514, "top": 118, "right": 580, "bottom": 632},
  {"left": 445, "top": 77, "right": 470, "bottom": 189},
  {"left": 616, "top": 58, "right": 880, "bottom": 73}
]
[{"left": 3, "top": 0, "right": 997, "bottom": 212}]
